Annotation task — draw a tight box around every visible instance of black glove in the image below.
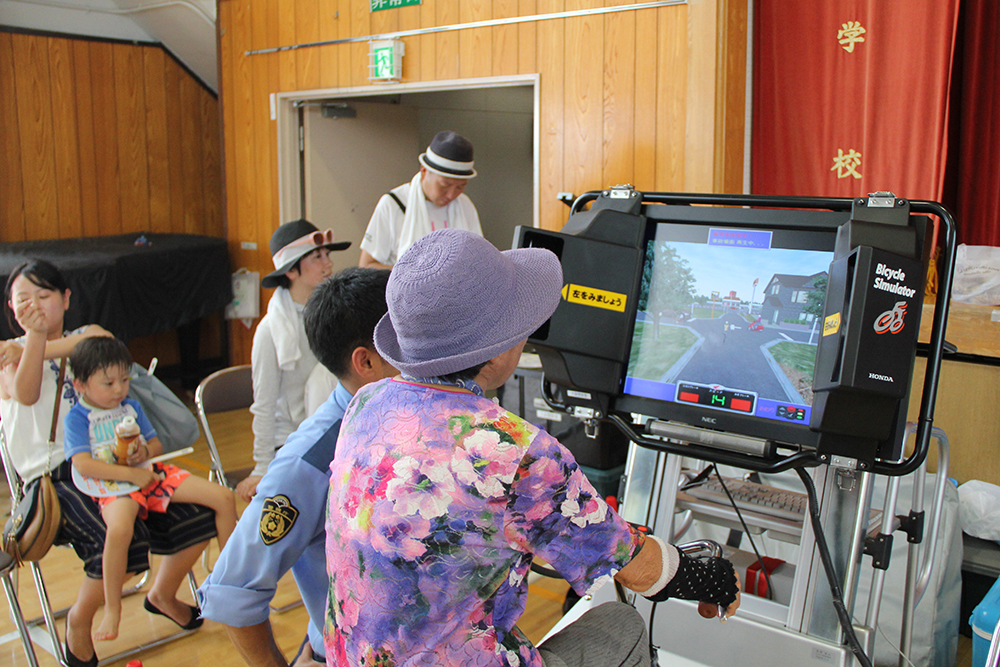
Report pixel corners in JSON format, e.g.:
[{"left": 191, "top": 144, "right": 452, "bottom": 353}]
[{"left": 644, "top": 552, "right": 739, "bottom": 607}]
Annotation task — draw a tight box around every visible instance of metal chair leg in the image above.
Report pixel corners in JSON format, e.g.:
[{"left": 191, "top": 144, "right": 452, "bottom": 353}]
[
  {"left": 29, "top": 561, "right": 65, "bottom": 666},
  {"left": 1, "top": 556, "right": 39, "bottom": 667}
]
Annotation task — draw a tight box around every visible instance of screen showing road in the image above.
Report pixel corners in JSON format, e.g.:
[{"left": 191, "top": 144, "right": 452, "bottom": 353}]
[{"left": 623, "top": 224, "right": 835, "bottom": 427}]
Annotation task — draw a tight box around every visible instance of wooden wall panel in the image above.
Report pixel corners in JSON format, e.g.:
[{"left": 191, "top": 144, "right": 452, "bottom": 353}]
[
  {"left": 202, "top": 89, "right": 224, "bottom": 238},
  {"left": 72, "top": 40, "right": 100, "bottom": 237},
  {"left": 398, "top": 3, "right": 421, "bottom": 81},
  {"left": 460, "top": 0, "right": 491, "bottom": 79},
  {"left": 163, "top": 55, "right": 186, "bottom": 233},
  {"left": 418, "top": 0, "right": 437, "bottom": 84},
  {"left": 89, "top": 42, "right": 124, "bottom": 235},
  {"left": 180, "top": 75, "right": 206, "bottom": 234},
  {"left": 537, "top": 0, "right": 565, "bottom": 231},
  {"left": 217, "top": 0, "right": 749, "bottom": 362},
  {"left": 47, "top": 37, "right": 83, "bottom": 239},
  {"left": 633, "top": 7, "right": 658, "bottom": 191},
  {"left": 144, "top": 48, "right": 171, "bottom": 234},
  {"left": 517, "top": 0, "right": 537, "bottom": 74},
  {"left": 350, "top": 0, "right": 371, "bottom": 87},
  {"left": 13, "top": 33, "right": 60, "bottom": 240},
  {"left": 232, "top": 0, "right": 261, "bottom": 288},
  {"left": 277, "top": 0, "right": 299, "bottom": 91},
  {"left": 0, "top": 33, "right": 26, "bottom": 242},
  {"left": 654, "top": 6, "right": 686, "bottom": 191},
  {"left": 717, "top": 0, "right": 747, "bottom": 193},
  {"left": 219, "top": 0, "right": 251, "bottom": 367},
  {"left": 493, "top": 0, "right": 520, "bottom": 77},
  {"left": 250, "top": 0, "right": 279, "bottom": 282},
  {"left": 295, "top": 0, "right": 322, "bottom": 91},
  {"left": 0, "top": 30, "right": 223, "bottom": 241},
  {"left": 436, "top": 0, "right": 459, "bottom": 80},
  {"left": 337, "top": 0, "right": 354, "bottom": 87},
  {"left": 563, "top": 2, "right": 604, "bottom": 197},
  {"left": 115, "top": 43, "right": 151, "bottom": 234},
  {"left": 603, "top": 6, "right": 635, "bottom": 188},
  {"left": 318, "top": 1, "right": 341, "bottom": 87}
]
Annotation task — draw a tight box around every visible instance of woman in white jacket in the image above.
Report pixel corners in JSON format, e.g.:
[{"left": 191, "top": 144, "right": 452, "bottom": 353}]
[{"left": 238, "top": 219, "right": 350, "bottom": 502}]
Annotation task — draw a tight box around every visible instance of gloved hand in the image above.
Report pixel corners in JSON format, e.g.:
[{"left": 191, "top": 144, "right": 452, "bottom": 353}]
[{"left": 644, "top": 551, "right": 739, "bottom": 609}]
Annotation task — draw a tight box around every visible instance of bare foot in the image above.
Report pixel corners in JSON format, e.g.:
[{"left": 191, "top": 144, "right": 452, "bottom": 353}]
[{"left": 93, "top": 606, "right": 121, "bottom": 642}]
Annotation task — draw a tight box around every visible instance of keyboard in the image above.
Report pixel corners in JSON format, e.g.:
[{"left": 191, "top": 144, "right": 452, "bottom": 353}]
[{"left": 682, "top": 476, "right": 808, "bottom": 523}]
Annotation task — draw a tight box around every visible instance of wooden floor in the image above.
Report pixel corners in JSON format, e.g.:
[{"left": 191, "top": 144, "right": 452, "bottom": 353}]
[{"left": 0, "top": 397, "right": 570, "bottom": 667}]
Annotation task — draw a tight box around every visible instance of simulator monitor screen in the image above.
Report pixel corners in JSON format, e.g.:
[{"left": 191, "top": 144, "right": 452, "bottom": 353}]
[{"left": 623, "top": 223, "right": 835, "bottom": 430}]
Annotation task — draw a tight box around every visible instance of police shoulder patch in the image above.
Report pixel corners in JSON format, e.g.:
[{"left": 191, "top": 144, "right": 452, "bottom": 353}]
[{"left": 259, "top": 494, "right": 299, "bottom": 545}]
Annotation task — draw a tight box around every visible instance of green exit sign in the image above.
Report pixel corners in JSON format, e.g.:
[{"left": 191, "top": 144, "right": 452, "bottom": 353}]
[
  {"left": 369, "top": 39, "right": 404, "bottom": 82},
  {"left": 371, "top": 0, "right": 420, "bottom": 12}
]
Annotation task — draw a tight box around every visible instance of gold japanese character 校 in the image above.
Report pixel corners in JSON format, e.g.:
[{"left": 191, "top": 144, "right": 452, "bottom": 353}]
[{"left": 831, "top": 148, "right": 863, "bottom": 179}]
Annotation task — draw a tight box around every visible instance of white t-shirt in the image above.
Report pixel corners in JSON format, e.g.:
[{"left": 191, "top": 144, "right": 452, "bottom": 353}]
[
  {"left": 360, "top": 181, "right": 482, "bottom": 266},
  {"left": 0, "top": 336, "right": 79, "bottom": 484}
]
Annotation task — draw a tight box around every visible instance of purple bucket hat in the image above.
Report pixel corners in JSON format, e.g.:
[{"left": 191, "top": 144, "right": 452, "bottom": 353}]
[{"left": 373, "top": 229, "right": 563, "bottom": 377}]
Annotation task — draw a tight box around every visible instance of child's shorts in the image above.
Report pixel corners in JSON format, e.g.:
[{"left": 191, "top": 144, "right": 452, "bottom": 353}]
[{"left": 98, "top": 462, "right": 190, "bottom": 519}]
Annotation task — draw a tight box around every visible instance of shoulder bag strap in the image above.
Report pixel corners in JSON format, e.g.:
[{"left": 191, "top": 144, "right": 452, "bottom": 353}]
[
  {"left": 44, "top": 359, "right": 67, "bottom": 474},
  {"left": 387, "top": 191, "right": 406, "bottom": 213}
]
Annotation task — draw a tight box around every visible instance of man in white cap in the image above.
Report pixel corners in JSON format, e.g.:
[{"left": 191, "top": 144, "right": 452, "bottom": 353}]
[{"left": 358, "top": 130, "right": 482, "bottom": 269}]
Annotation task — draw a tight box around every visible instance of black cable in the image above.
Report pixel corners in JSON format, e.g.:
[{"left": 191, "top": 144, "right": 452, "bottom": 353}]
[
  {"left": 795, "top": 467, "right": 873, "bottom": 667},
  {"left": 648, "top": 599, "right": 658, "bottom": 662},
  {"left": 710, "top": 467, "right": 775, "bottom": 601}
]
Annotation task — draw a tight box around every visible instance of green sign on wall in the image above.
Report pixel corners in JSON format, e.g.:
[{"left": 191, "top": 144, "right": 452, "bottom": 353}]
[{"left": 371, "top": 0, "right": 420, "bottom": 12}]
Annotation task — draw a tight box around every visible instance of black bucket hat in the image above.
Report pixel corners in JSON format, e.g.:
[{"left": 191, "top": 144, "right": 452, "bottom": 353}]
[{"left": 261, "top": 219, "right": 351, "bottom": 288}]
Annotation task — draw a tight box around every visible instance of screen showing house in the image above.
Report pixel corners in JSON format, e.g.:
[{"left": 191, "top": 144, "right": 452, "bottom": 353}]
[{"left": 623, "top": 224, "right": 835, "bottom": 426}]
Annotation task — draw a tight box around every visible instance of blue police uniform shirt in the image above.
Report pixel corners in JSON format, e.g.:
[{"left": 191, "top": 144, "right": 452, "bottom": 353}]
[{"left": 197, "top": 382, "right": 352, "bottom": 656}]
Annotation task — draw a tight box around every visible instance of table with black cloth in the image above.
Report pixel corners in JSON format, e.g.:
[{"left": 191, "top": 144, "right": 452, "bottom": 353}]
[{"left": 0, "top": 233, "right": 233, "bottom": 383}]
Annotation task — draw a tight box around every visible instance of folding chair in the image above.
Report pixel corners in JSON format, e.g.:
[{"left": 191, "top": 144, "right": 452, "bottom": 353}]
[
  {"left": 194, "top": 364, "right": 304, "bottom": 613},
  {"left": 194, "top": 365, "right": 253, "bottom": 490},
  {"left": 0, "top": 550, "right": 39, "bottom": 667},
  {"left": 0, "top": 424, "right": 200, "bottom": 666}
]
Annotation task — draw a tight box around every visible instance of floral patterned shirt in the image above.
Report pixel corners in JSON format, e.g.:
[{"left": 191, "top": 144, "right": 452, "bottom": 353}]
[{"left": 325, "top": 378, "right": 642, "bottom": 667}]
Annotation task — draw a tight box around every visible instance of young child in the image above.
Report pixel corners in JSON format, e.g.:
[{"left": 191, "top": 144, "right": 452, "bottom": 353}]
[{"left": 64, "top": 337, "right": 237, "bottom": 642}]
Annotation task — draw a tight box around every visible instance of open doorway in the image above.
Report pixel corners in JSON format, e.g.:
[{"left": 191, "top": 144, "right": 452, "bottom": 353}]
[{"left": 277, "top": 76, "right": 539, "bottom": 267}]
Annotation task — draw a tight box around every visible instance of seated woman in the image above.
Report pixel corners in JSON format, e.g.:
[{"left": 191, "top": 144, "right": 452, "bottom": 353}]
[{"left": 0, "top": 259, "right": 218, "bottom": 667}]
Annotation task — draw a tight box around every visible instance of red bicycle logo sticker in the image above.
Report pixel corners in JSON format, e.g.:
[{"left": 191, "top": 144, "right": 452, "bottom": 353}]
[{"left": 874, "top": 301, "right": 907, "bottom": 334}]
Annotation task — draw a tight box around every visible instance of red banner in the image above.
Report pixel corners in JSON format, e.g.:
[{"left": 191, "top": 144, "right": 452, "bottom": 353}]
[{"left": 752, "top": 1, "right": 960, "bottom": 202}]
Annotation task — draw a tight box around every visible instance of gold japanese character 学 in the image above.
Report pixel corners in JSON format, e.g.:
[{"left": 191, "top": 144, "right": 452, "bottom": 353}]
[{"left": 838, "top": 21, "right": 866, "bottom": 53}]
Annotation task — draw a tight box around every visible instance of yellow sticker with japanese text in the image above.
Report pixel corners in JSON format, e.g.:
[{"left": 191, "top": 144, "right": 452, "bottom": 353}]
[
  {"left": 823, "top": 313, "right": 841, "bottom": 337},
  {"left": 561, "top": 284, "right": 627, "bottom": 312}
]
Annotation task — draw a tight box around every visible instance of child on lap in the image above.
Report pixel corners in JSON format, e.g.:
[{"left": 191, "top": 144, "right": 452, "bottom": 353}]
[{"left": 64, "top": 337, "right": 236, "bottom": 642}]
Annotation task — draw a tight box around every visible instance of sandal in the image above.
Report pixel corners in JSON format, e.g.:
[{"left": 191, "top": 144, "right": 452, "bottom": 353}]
[
  {"left": 291, "top": 634, "right": 310, "bottom": 664},
  {"left": 143, "top": 596, "right": 204, "bottom": 630},
  {"left": 63, "top": 619, "right": 98, "bottom": 667},
  {"left": 291, "top": 633, "right": 326, "bottom": 664},
  {"left": 64, "top": 641, "right": 98, "bottom": 667}
]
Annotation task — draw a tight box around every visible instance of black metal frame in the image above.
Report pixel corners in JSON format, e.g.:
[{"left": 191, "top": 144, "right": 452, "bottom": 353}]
[{"left": 556, "top": 190, "right": 957, "bottom": 477}]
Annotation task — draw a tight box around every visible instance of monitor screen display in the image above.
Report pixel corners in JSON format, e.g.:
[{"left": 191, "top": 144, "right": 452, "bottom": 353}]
[{"left": 622, "top": 222, "right": 835, "bottom": 437}]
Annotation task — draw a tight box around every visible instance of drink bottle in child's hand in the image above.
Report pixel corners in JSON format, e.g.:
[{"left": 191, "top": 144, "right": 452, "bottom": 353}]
[{"left": 114, "top": 416, "right": 140, "bottom": 464}]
